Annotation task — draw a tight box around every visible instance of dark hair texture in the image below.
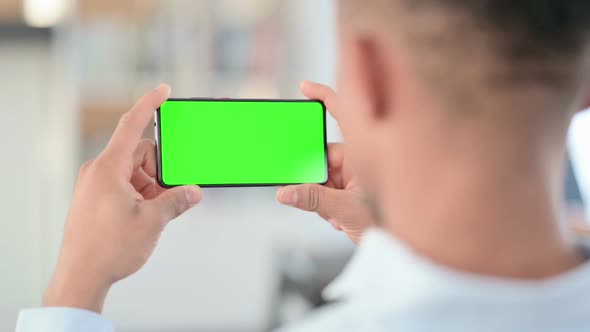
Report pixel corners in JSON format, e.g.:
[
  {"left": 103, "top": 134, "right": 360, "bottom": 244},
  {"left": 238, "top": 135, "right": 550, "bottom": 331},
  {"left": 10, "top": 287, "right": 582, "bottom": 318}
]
[{"left": 428, "top": 0, "right": 590, "bottom": 60}]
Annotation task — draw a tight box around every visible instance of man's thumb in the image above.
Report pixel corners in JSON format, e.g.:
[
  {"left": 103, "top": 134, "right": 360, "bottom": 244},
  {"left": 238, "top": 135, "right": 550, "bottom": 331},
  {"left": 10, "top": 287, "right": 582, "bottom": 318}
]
[
  {"left": 152, "top": 185, "right": 202, "bottom": 222},
  {"left": 277, "top": 184, "right": 344, "bottom": 218}
]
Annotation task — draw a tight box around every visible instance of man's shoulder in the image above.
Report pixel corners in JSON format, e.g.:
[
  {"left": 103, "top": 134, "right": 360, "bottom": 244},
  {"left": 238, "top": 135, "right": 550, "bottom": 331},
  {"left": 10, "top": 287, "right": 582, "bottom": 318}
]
[
  {"left": 275, "top": 292, "right": 590, "bottom": 332},
  {"left": 275, "top": 300, "right": 394, "bottom": 332}
]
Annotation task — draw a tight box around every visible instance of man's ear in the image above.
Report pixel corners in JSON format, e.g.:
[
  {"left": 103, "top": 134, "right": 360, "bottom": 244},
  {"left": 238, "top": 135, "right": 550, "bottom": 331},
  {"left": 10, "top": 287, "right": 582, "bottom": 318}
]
[{"left": 352, "top": 35, "right": 395, "bottom": 121}]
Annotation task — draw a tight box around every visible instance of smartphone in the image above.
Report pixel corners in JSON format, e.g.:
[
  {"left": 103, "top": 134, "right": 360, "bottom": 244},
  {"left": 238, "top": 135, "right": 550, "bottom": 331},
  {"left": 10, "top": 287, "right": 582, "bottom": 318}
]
[{"left": 155, "top": 98, "right": 328, "bottom": 187}]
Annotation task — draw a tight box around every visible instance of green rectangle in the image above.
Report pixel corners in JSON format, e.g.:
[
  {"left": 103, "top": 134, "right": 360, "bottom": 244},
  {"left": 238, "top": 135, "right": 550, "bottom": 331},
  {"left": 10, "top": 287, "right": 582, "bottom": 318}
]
[{"left": 157, "top": 99, "right": 328, "bottom": 187}]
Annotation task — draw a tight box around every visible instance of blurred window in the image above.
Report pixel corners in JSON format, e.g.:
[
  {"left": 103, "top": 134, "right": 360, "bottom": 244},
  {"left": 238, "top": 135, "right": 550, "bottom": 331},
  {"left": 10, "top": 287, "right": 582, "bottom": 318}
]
[{"left": 569, "top": 110, "right": 590, "bottom": 217}]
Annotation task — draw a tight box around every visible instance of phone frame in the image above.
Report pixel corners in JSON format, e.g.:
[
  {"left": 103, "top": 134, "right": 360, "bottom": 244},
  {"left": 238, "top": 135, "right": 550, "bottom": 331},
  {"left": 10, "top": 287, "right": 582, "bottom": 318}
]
[{"left": 155, "top": 98, "right": 329, "bottom": 188}]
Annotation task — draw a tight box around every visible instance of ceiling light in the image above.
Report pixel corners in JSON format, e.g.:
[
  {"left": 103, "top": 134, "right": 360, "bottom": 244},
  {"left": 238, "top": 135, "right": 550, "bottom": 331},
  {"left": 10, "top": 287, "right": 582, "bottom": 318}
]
[{"left": 23, "top": 0, "right": 70, "bottom": 28}]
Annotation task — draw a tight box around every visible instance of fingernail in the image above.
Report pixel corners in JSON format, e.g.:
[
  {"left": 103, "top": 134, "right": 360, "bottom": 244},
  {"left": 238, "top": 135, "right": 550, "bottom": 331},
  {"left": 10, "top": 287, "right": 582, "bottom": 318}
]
[
  {"left": 279, "top": 187, "right": 298, "bottom": 206},
  {"left": 186, "top": 186, "right": 202, "bottom": 206},
  {"left": 155, "top": 83, "right": 171, "bottom": 95}
]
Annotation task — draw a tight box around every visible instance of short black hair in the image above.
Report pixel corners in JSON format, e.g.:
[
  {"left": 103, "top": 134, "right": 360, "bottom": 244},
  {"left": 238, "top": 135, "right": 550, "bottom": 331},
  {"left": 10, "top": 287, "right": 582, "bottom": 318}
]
[
  {"left": 382, "top": 0, "right": 590, "bottom": 97},
  {"left": 432, "top": 0, "right": 590, "bottom": 61},
  {"left": 341, "top": 0, "right": 590, "bottom": 105}
]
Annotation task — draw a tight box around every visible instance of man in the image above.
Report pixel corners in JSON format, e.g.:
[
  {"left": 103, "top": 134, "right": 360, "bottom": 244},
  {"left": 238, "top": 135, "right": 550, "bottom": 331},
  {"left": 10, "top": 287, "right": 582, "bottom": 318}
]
[{"left": 16, "top": 0, "right": 590, "bottom": 331}]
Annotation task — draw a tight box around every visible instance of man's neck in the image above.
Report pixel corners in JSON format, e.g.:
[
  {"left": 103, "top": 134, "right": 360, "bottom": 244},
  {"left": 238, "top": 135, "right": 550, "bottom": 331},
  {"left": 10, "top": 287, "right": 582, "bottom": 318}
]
[{"left": 379, "top": 115, "right": 585, "bottom": 279}]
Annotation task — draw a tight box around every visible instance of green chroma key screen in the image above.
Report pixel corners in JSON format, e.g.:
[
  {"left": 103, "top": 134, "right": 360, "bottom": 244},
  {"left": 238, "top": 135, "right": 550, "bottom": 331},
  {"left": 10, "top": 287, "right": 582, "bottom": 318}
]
[{"left": 157, "top": 99, "right": 328, "bottom": 187}]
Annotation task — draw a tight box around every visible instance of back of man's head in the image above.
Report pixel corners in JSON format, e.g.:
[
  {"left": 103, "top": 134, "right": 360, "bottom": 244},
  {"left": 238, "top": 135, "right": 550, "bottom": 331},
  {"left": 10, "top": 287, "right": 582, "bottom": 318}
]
[
  {"left": 340, "top": 0, "right": 590, "bottom": 113},
  {"left": 335, "top": 0, "right": 590, "bottom": 254},
  {"left": 405, "top": 1, "right": 590, "bottom": 58},
  {"left": 334, "top": 0, "right": 590, "bottom": 281}
]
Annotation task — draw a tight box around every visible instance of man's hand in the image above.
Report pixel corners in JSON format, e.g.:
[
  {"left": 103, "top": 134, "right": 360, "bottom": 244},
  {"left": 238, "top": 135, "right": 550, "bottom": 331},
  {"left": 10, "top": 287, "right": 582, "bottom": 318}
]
[
  {"left": 44, "top": 85, "right": 202, "bottom": 313},
  {"left": 276, "top": 81, "right": 374, "bottom": 244}
]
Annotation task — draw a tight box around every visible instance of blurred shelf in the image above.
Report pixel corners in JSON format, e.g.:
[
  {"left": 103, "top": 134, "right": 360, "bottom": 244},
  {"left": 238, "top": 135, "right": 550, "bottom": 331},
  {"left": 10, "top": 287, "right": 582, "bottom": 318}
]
[
  {"left": 0, "top": 0, "right": 22, "bottom": 22},
  {"left": 0, "top": 23, "right": 50, "bottom": 40},
  {"left": 81, "top": 104, "right": 124, "bottom": 139},
  {"left": 78, "top": 0, "right": 159, "bottom": 21}
]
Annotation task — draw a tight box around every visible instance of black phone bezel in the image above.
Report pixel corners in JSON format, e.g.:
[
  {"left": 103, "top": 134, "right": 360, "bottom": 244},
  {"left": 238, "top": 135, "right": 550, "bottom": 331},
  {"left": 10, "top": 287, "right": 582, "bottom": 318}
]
[{"left": 155, "top": 98, "right": 329, "bottom": 188}]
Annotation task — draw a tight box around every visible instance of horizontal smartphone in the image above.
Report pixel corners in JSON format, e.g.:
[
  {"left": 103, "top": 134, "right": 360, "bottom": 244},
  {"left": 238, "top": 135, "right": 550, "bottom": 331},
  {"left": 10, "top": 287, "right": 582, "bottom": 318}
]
[{"left": 155, "top": 98, "right": 328, "bottom": 187}]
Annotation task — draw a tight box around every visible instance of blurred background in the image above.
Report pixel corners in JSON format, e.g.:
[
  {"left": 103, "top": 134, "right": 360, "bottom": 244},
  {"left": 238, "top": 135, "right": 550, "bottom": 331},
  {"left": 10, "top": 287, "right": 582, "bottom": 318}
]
[{"left": 0, "top": 0, "right": 589, "bottom": 331}]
